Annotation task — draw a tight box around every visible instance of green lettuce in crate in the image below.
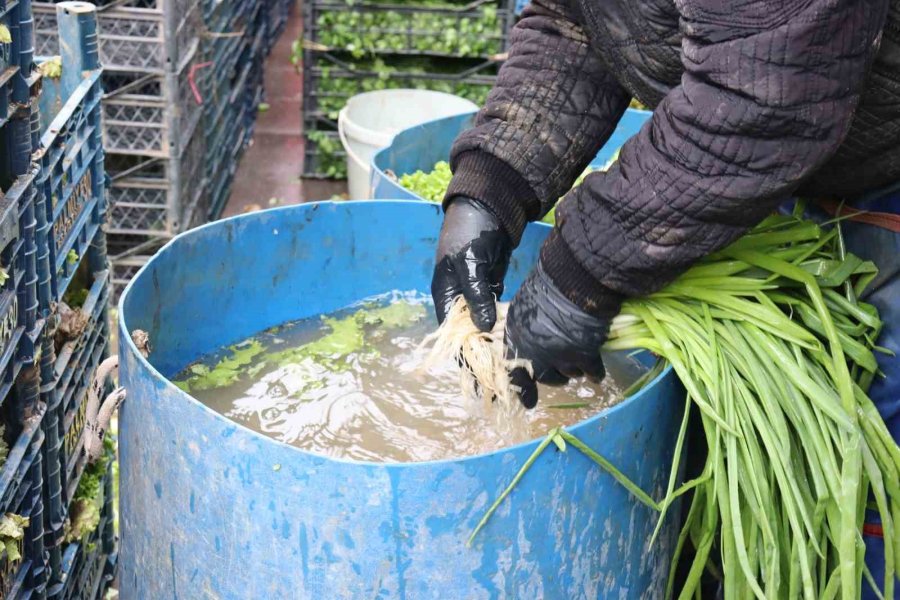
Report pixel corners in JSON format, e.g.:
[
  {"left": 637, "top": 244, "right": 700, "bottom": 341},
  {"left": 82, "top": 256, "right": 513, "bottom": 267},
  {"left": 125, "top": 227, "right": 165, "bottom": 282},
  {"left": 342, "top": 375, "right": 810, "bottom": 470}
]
[
  {"left": 307, "top": 130, "right": 347, "bottom": 178},
  {"left": 64, "top": 436, "right": 114, "bottom": 544},
  {"left": 312, "top": 58, "right": 494, "bottom": 119},
  {"left": 316, "top": 6, "right": 501, "bottom": 58},
  {"left": 300, "top": 54, "right": 495, "bottom": 178}
]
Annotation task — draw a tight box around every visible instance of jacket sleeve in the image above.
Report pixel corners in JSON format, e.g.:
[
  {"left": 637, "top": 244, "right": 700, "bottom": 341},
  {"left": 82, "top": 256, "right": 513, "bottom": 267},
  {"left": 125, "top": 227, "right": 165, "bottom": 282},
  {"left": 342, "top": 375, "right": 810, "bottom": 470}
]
[
  {"left": 540, "top": 0, "right": 890, "bottom": 318},
  {"left": 444, "top": 0, "right": 631, "bottom": 246}
]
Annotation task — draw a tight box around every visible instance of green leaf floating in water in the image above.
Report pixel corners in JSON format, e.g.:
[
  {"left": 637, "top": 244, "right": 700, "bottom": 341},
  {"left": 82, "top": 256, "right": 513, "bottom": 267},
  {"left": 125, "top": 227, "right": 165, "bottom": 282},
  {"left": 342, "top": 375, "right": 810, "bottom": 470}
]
[
  {"left": 218, "top": 340, "right": 265, "bottom": 371},
  {"left": 358, "top": 301, "right": 427, "bottom": 329},
  {"left": 267, "top": 302, "right": 428, "bottom": 367},
  {"left": 299, "top": 315, "right": 369, "bottom": 357},
  {"left": 177, "top": 340, "right": 265, "bottom": 392},
  {"left": 175, "top": 301, "right": 428, "bottom": 392}
]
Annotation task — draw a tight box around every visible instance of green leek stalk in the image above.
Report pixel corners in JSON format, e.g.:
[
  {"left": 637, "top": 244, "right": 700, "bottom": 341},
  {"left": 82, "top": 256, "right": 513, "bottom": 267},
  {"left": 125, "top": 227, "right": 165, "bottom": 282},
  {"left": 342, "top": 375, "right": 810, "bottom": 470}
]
[{"left": 473, "top": 215, "right": 899, "bottom": 599}]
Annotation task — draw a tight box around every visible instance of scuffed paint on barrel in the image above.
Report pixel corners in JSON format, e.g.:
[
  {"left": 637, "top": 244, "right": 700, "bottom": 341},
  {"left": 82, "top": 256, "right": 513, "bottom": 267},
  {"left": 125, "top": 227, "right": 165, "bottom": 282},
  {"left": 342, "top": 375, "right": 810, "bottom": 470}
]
[{"left": 118, "top": 201, "right": 684, "bottom": 599}]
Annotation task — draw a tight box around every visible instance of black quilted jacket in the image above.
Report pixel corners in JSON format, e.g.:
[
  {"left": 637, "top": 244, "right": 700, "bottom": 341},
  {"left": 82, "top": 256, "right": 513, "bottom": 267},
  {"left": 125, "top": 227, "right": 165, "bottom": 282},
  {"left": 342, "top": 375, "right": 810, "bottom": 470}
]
[{"left": 446, "top": 0, "right": 900, "bottom": 317}]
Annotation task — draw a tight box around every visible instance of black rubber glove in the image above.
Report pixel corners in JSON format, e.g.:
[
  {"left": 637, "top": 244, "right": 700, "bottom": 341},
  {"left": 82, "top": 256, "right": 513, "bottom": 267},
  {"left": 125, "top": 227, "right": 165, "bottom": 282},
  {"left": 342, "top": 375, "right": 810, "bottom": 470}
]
[
  {"left": 505, "top": 262, "right": 609, "bottom": 409},
  {"left": 432, "top": 197, "right": 512, "bottom": 331}
]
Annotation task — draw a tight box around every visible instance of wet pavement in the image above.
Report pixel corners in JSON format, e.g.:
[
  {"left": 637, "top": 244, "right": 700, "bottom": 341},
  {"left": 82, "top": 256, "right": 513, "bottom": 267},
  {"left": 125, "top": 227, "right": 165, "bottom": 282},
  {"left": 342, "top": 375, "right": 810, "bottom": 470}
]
[{"left": 223, "top": 1, "right": 347, "bottom": 217}]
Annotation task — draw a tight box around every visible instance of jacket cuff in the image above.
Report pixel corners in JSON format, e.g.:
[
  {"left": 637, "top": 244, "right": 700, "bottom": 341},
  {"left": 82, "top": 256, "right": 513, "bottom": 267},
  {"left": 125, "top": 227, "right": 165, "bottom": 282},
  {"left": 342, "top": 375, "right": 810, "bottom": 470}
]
[
  {"left": 445, "top": 151, "right": 538, "bottom": 246},
  {"left": 540, "top": 227, "right": 624, "bottom": 319}
]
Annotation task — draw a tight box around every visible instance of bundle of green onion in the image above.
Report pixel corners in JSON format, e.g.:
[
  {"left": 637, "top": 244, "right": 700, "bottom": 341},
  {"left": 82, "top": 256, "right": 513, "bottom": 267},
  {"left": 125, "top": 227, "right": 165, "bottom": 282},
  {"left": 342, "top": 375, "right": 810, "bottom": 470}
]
[
  {"left": 475, "top": 211, "right": 899, "bottom": 598},
  {"left": 609, "top": 212, "right": 897, "bottom": 599}
]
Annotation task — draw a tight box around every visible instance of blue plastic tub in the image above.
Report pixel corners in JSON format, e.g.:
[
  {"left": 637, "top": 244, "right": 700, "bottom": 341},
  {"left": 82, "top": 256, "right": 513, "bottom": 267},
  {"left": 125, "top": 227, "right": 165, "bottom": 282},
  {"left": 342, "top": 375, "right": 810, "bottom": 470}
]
[
  {"left": 371, "top": 108, "right": 652, "bottom": 202},
  {"left": 118, "top": 201, "right": 684, "bottom": 599}
]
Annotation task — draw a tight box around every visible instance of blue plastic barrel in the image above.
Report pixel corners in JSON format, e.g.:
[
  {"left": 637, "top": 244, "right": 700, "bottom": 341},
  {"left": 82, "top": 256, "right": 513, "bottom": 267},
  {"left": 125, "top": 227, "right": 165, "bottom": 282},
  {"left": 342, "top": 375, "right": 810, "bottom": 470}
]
[
  {"left": 371, "top": 109, "right": 652, "bottom": 202},
  {"left": 118, "top": 201, "right": 683, "bottom": 599}
]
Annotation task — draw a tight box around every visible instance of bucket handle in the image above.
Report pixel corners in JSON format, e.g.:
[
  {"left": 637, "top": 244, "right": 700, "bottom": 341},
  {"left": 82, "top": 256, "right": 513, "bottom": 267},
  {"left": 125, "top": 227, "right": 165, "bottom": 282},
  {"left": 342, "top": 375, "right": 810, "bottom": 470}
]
[{"left": 337, "top": 107, "right": 373, "bottom": 187}]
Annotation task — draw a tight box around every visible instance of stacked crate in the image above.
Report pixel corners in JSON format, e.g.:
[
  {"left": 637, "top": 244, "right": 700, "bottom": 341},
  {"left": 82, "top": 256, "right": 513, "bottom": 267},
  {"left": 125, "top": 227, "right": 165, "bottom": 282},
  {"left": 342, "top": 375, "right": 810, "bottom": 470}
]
[
  {"left": 199, "top": 0, "right": 267, "bottom": 220},
  {"left": 34, "top": 0, "right": 207, "bottom": 237},
  {"left": 300, "top": 0, "right": 513, "bottom": 179},
  {"left": 33, "top": 0, "right": 208, "bottom": 302},
  {"left": 0, "top": 0, "right": 297, "bottom": 595},
  {"left": 199, "top": 0, "right": 291, "bottom": 219},
  {"left": 0, "top": 164, "right": 50, "bottom": 600},
  {"left": 0, "top": 0, "right": 52, "bottom": 595},
  {"left": 35, "top": 1, "right": 291, "bottom": 299},
  {"left": 30, "top": 5, "right": 117, "bottom": 598},
  {"left": 0, "top": 0, "right": 118, "bottom": 598}
]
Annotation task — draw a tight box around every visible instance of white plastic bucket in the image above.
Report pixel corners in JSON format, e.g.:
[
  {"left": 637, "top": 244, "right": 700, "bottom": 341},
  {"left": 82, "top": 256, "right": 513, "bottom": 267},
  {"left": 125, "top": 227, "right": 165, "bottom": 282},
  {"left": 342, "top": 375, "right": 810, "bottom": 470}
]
[{"left": 337, "top": 89, "right": 478, "bottom": 199}]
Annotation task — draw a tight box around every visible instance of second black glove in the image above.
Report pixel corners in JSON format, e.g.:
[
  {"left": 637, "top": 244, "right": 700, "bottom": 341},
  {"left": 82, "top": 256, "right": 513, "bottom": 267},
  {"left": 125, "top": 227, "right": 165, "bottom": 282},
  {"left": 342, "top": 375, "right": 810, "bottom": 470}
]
[{"left": 505, "top": 261, "right": 610, "bottom": 408}]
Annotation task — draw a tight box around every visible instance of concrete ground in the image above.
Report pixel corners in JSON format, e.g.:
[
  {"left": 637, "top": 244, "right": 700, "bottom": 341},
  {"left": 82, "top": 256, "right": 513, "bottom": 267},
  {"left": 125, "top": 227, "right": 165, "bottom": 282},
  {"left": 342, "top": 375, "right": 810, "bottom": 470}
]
[{"left": 223, "top": 1, "right": 347, "bottom": 217}]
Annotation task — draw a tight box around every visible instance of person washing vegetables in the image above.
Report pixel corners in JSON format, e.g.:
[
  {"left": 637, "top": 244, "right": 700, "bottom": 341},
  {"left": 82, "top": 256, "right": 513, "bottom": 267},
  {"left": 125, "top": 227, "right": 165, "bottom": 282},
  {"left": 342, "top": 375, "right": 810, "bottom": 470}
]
[{"left": 431, "top": 0, "right": 900, "bottom": 596}]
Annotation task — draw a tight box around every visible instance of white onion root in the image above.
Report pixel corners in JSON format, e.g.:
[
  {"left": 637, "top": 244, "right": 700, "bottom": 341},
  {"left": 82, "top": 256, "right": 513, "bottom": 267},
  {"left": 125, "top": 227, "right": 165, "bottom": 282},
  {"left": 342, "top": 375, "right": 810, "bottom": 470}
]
[{"left": 417, "top": 298, "right": 532, "bottom": 438}]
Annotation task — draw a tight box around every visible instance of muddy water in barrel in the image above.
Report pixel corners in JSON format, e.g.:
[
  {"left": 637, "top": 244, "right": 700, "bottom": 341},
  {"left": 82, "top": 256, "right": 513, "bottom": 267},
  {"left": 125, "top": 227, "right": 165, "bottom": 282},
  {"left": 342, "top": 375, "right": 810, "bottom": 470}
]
[{"left": 172, "top": 292, "right": 641, "bottom": 462}]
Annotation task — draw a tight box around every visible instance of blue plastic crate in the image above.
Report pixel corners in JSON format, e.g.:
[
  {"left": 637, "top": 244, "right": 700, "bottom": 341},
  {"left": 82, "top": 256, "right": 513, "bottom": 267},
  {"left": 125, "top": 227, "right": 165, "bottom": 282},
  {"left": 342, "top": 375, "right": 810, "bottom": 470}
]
[
  {"left": 207, "top": 151, "right": 238, "bottom": 219},
  {"left": 47, "top": 444, "right": 114, "bottom": 600},
  {"left": 33, "top": 2, "right": 104, "bottom": 309},
  {"left": 0, "top": 0, "right": 40, "bottom": 193},
  {"left": 0, "top": 179, "right": 24, "bottom": 375},
  {"left": 53, "top": 517, "right": 114, "bottom": 600},
  {"left": 199, "top": 1, "right": 260, "bottom": 117},
  {"left": 1, "top": 430, "right": 47, "bottom": 600},
  {"left": 241, "top": 25, "right": 265, "bottom": 113},
  {"left": 202, "top": 0, "right": 256, "bottom": 32},
  {"left": 0, "top": 1, "right": 17, "bottom": 75},
  {"left": 35, "top": 68, "right": 103, "bottom": 306},
  {"left": 0, "top": 0, "right": 38, "bottom": 123},
  {"left": 203, "top": 25, "right": 262, "bottom": 203},
  {"left": 16, "top": 0, "right": 35, "bottom": 76},
  {"left": 54, "top": 273, "right": 108, "bottom": 506},
  {"left": 1, "top": 72, "right": 41, "bottom": 188},
  {"left": 0, "top": 367, "right": 49, "bottom": 600},
  {"left": 204, "top": 105, "right": 245, "bottom": 198},
  {"left": 0, "top": 432, "right": 45, "bottom": 600},
  {"left": 5, "top": 165, "right": 44, "bottom": 366},
  {"left": 35, "top": 64, "right": 61, "bottom": 136},
  {"left": 40, "top": 258, "right": 109, "bottom": 547},
  {"left": 205, "top": 115, "right": 245, "bottom": 218}
]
